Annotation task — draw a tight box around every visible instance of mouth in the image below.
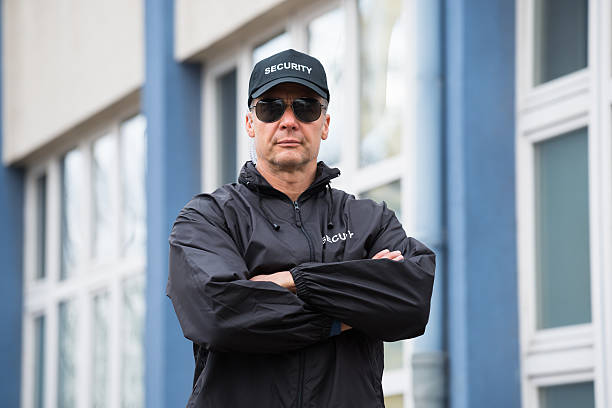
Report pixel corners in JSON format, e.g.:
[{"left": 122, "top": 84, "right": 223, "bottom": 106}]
[{"left": 276, "top": 139, "right": 302, "bottom": 147}]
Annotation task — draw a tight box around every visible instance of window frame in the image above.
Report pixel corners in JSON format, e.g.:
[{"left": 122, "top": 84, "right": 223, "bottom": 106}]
[
  {"left": 20, "top": 103, "right": 146, "bottom": 408},
  {"left": 516, "top": 0, "right": 612, "bottom": 406}
]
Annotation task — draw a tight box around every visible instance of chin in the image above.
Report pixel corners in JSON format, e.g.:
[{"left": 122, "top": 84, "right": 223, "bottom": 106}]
[{"left": 270, "top": 153, "right": 311, "bottom": 170}]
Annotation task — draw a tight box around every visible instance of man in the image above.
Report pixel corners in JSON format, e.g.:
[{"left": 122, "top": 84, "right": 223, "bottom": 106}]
[{"left": 167, "top": 49, "right": 435, "bottom": 407}]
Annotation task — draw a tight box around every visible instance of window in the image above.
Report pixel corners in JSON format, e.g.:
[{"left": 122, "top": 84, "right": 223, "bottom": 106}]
[
  {"left": 358, "top": 0, "right": 405, "bottom": 166},
  {"left": 517, "top": 0, "right": 611, "bottom": 405},
  {"left": 533, "top": 0, "right": 588, "bottom": 85},
  {"left": 535, "top": 128, "right": 590, "bottom": 330},
  {"left": 21, "top": 111, "right": 147, "bottom": 408},
  {"left": 308, "top": 8, "right": 345, "bottom": 165},
  {"left": 539, "top": 381, "right": 595, "bottom": 408},
  {"left": 201, "top": 1, "right": 419, "bottom": 405}
]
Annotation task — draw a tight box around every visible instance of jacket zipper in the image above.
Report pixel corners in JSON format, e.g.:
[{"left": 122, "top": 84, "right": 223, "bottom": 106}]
[
  {"left": 293, "top": 200, "right": 313, "bottom": 408},
  {"left": 293, "top": 201, "right": 314, "bottom": 262}
]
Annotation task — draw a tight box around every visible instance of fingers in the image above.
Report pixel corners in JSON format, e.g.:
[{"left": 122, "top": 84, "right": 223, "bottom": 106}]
[
  {"left": 372, "top": 249, "right": 403, "bottom": 261},
  {"left": 372, "top": 249, "right": 390, "bottom": 259}
]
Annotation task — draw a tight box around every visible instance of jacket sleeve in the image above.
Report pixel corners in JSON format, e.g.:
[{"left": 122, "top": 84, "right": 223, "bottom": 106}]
[
  {"left": 289, "top": 203, "right": 435, "bottom": 342},
  {"left": 167, "top": 197, "right": 333, "bottom": 354}
]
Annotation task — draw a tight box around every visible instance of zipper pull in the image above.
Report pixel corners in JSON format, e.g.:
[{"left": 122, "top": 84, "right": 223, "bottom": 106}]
[{"left": 293, "top": 201, "right": 302, "bottom": 227}]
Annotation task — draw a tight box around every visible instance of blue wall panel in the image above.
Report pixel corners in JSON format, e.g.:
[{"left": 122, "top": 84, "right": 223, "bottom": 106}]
[
  {"left": 144, "top": 1, "right": 202, "bottom": 407},
  {"left": 445, "top": 0, "right": 520, "bottom": 407},
  {"left": 0, "top": 0, "right": 25, "bottom": 405}
]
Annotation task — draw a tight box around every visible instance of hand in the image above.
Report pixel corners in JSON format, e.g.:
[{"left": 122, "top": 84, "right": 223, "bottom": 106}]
[
  {"left": 372, "top": 249, "right": 404, "bottom": 262},
  {"left": 250, "top": 271, "right": 296, "bottom": 293}
]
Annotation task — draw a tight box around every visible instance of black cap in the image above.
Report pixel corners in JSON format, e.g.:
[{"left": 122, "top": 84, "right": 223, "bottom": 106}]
[{"left": 248, "top": 49, "right": 329, "bottom": 106}]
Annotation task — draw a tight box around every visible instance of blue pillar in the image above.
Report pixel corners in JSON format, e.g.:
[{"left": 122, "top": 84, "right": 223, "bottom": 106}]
[
  {"left": 144, "top": 1, "right": 202, "bottom": 407},
  {"left": 411, "top": 0, "right": 446, "bottom": 407},
  {"left": 445, "top": 0, "right": 520, "bottom": 407},
  {"left": 0, "top": 0, "right": 25, "bottom": 405}
]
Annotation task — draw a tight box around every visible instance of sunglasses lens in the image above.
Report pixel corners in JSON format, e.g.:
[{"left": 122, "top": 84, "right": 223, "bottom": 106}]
[
  {"left": 293, "top": 98, "right": 321, "bottom": 122},
  {"left": 255, "top": 99, "right": 285, "bottom": 122},
  {"left": 253, "top": 98, "right": 323, "bottom": 123}
]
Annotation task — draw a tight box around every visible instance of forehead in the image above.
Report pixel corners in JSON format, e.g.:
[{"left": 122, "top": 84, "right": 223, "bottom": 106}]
[{"left": 260, "top": 83, "right": 320, "bottom": 99}]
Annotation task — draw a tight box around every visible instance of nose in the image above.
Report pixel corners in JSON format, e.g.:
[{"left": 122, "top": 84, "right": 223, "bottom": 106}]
[{"left": 278, "top": 103, "right": 298, "bottom": 130}]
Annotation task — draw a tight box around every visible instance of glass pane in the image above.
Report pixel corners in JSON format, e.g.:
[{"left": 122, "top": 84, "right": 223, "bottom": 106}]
[
  {"left": 360, "top": 180, "right": 402, "bottom": 221},
  {"left": 36, "top": 174, "right": 47, "bottom": 280},
  {"left": 61, "top": 149, "right": 83, "bottom": 280},
  {"left": 93, "top": 133, "right": 117, "bottom": 260},
  {"left": 120, "top": 115, "right": 147, "bottom": 258},
  {"left": 252, "top": 32, "right": 291, "bottom": 65},
  {"left": 92, "top": 293, "right": 109, "bottom": 408},
  {"left": 58, "top": 300, "right": 77, "bottom": 408},
  {"left": 308, "top": 8, "right": 345, "bottom": 166},
  {"left": 216, "top": 69, "right": 238, "bottom": 185},
  {"left": 534, "top": 0, "right": 588, "bottom": 85},
  {"left": 359, "top": 0, "right": 405, "bottom": 166},
  {"left": 34, "top": 315, "right": 45, "bottom": 408},
  {"left": 121, "top": 275, "right": 145, "bottom": 408},
  {"left": 535, "top": 128, "right": 590, "bottom": 329},
  {"left": 539, "top": 382, "right": 595, "bottom": 408},
  {"left": 384, "top": 394, "right": 404, "bottom": 408},
  {"left": 384, "top": 341, "right": 403, "bottom": 370}
]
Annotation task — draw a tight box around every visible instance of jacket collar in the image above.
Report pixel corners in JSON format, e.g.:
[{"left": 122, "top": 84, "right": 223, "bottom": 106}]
[{"left": 238, "top": 160, "right": 340, "bottom": 199}]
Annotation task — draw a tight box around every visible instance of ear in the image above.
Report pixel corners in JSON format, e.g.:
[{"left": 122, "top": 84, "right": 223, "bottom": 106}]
[
  {"left": 246, "top": 112, "right": 255, "bottom": 138},
  {"left": 321, "top": 113, "right": 330, "bottom": 141}
]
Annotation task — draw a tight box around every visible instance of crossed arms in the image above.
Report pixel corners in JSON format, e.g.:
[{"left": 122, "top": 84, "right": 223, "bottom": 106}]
[
  {"left": 167, "top": 197, "right": 435, "bottom": 354},
  {"left": 249, "top": 249, "right": 406, "bottom": 333}
]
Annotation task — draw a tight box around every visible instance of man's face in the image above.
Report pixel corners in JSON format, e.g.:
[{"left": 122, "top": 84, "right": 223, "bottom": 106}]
[{"left": 246, "top": 83, "right": 330, "bottom": 171}]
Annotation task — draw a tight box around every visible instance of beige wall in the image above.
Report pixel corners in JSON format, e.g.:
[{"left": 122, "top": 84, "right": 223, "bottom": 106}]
[
  {"left": 2, "top": 0, "right": 144, "bottom": 165},
  {"left": 175, "top": 0, "right": 290, "bottom": 61}
]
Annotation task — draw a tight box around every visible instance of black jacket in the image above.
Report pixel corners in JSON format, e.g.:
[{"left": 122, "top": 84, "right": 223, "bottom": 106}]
[{"left": 167, "top": 161, "right": 435, "bottom": 407}]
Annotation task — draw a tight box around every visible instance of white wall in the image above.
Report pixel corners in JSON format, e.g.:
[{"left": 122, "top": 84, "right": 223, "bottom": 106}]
[
  {"left": 2, "top": 0, "right": 144, "bottom": 165},
  {"left": 175, "top": 0, "right": 290, "bottom": 61}
]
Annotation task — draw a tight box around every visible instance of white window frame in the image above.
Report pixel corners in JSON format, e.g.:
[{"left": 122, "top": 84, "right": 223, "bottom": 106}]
[
  {"left": 20, "top": 101, "right": 147, "bottom": 408},
  {"left": 516, "top": 0, "right": 612, "bottom": 407},
  {"left": 200, "top": 0, "right": 419, "bottom": 406}
]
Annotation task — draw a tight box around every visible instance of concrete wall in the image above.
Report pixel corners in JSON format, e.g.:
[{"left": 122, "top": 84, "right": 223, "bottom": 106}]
[
  {"left": 175, "top": 0, "right": 290, "bottom": 60},
  {"left": 2, "top": 0, "right": 144, "bottom": 165}
]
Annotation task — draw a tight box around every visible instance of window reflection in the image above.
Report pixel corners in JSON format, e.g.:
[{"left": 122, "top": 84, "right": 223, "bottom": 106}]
[
  {"left": 533, "top": 0, "right": 588, "bottom": 85},
  {"left": 309, "top": 8, "right": 345, "bottom": 165},
  {"left": 120, "top": 115, "right": 147, "bottom": 259},
  {"left": 36, "top": 174, "right": 47, "bottom": 280},
  {"left": 253, "top": 32, "right": 291, "bottom": 65},
  {"left": 61, "top": 149, "right": 83, "bottom": 280},
  {"left": 34, "top": 315, "right": 45, "bottom": 408},
  {"left": 58, "top": 300, "right": 77, "bottom": 408},
  {"left": 216, "top": 69, "right": 238, "bottom": 185},
  {"left": 384, "top": 394, "right": 404, "bottom": 408},
  {"left": 121, "top": 275, "right": 145, "bottom": 408},
  {"left": 384, "top": 341, "right": 403, "bottom": 370},
  {"left": 92, "top": 293, "right": 109, "bottom": 408},
  {"left": 535, "top": 128, "right": 591, "bottom": 329},
  {"left": 539, "top": 382, "right": 594, "bottom": 408},
  {"left": 359, "top": 0, "right": 405, "bottom": 166},
  {"left": 93, "top": 133, "right": 117, "bottom": 261},
  {"left": 360, "top": 180, "right": 402, "bottom": 221}
]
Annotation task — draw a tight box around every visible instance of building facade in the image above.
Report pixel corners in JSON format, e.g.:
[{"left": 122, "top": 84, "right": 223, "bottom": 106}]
[{"left": 1, "top": 0, "right": 610, "bottom": 407}]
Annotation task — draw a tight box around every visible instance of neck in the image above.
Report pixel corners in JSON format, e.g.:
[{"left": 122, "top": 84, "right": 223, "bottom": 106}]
[{"left": 255, "top": 160, "right": 317, "bottom": 202}]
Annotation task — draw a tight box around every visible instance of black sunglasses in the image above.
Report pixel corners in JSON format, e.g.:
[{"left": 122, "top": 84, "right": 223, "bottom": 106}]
[{"left": 249, "top": 97, "right": 327, "bottom": 123}]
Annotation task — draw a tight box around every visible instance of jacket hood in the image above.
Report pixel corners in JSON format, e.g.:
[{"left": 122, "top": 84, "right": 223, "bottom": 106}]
[{"left": 238, "top": 161, "right": 341, "bottom": 199}]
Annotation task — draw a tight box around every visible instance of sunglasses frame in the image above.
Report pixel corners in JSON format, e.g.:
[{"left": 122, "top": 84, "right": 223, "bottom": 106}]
[{"left": 249, "top": 97, "right": 328, "bottom": 123}]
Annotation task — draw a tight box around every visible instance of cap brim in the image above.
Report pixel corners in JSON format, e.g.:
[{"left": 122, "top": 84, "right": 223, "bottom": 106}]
[{"left": 250, "top": 77, "right": 328, "bottom": 102}]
